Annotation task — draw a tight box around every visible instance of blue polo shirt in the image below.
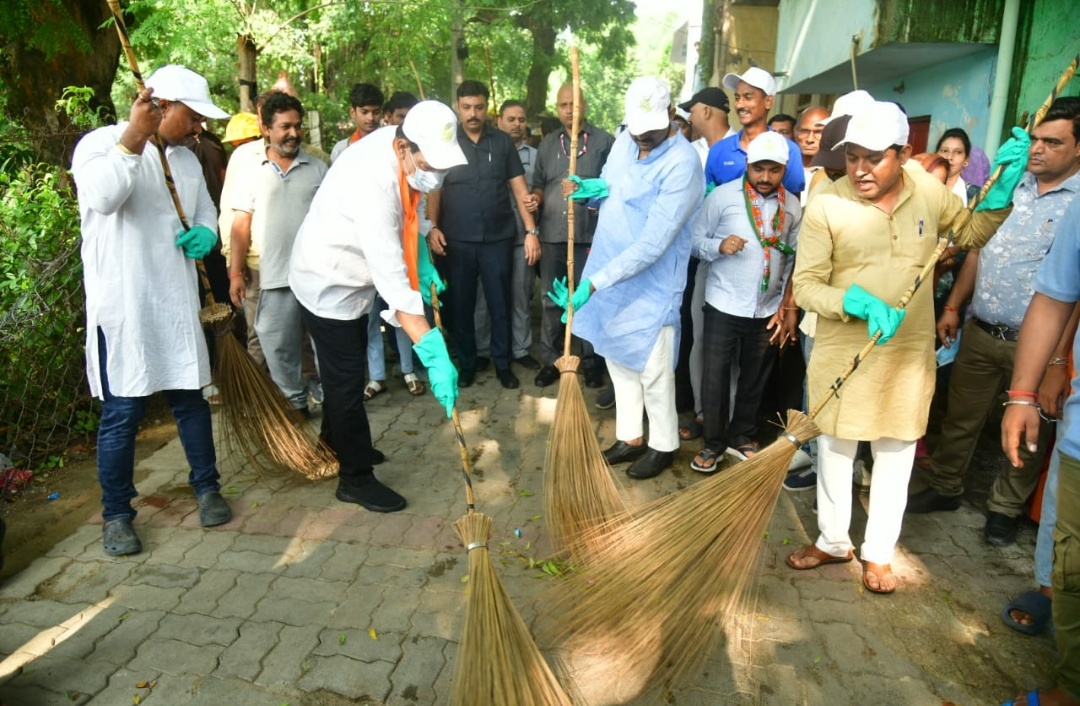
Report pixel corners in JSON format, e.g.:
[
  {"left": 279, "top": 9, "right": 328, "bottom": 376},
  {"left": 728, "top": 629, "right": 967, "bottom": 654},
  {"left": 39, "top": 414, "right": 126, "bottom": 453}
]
[{"left": 704, "top": 129, "right": 805, "bottom": 193}]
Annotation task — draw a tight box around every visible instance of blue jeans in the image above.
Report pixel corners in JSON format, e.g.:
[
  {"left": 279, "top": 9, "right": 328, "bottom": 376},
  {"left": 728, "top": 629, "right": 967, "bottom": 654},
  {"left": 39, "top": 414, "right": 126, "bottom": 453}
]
[
  {"left": 96, "top": 329, "right": 220, "bottom": 522},
  {"left": 366, "top": 297, "right": 414, "bottom": 380},
  {"left": 1036, "top": 422, "right": 1063, "bottom": 588}
]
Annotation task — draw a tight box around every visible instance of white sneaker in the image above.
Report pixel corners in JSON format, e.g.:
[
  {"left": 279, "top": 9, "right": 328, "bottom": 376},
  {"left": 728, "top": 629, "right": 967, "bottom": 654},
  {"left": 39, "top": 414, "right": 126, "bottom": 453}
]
[{"left": 787, "top": 448, "right": 812, "bottom": 472}]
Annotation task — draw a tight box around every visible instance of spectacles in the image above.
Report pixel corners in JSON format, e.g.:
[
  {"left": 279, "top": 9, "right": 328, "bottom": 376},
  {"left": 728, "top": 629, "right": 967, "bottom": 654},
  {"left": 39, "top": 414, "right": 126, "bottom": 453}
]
[{"left": 796, "top": 128, "right": 823, "bottom": 138}]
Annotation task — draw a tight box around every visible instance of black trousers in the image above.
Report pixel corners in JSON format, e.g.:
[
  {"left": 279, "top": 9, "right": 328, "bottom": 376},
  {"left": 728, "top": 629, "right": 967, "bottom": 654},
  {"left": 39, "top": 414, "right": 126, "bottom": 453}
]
[
  {"left": 701, "top": 305, "right": 777, "bottom": 451},
  {"left": 537, "top": 241, "right": 596, "bottom": 366},
  {"left": 444, "top": 238, "right": 513, "bottom": 372},
  {"left": 299, "top": 306, "right": 374, "bottom": 486}
]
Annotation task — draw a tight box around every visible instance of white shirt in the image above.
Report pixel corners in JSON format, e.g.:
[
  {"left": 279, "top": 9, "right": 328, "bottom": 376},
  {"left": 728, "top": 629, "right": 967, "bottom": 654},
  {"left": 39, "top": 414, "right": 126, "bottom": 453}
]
[
  {"left": 950, "top": 176, "right": 968, "bottom": 204},
  {"left": 289, "top": 126, "right": 425, "bottom": 324},
  {"left": 72, "top": 123, "right": 216, "bottom": 398}
]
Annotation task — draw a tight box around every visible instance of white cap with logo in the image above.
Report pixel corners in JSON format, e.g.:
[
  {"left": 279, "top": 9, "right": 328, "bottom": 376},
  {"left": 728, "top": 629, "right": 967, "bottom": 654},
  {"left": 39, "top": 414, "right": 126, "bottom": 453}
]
[
  {"left": 145, "top": 65, "right": 230, "bottom": 120},
  {"left": 402, "top": 101, "right": 468, "bottom": 170},
  {"left": 746, "top": 131, "right": 790, "bottom": 165},
  {"left": 624, "top": 77, "right": 672, "bottom": 135},
  {"left": 833, "top": 101, "right": 910, "bottom": 152},
  {"left": 722, "top": 66, "right": 777, "bottom": 97},
  {"left": 819, "top": 89, "right": 874, "bottom": 125}
]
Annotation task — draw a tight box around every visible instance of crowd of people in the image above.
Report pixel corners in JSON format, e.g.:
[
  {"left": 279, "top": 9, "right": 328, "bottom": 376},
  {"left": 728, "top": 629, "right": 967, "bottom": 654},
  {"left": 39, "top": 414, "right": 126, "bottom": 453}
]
[{"left": 67, "top": 59, "right": 1080, "bottom": 706}]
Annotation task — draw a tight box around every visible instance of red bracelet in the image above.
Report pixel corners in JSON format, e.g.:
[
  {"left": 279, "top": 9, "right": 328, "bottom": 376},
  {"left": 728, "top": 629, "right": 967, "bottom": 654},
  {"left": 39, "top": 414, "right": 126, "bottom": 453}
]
[
  {"left": 229, "top": 272, "right": 245, "bottom": 279},
  {"left": 943, "top": 305, "right": 958, "bottom": 313},
  {"left": 1006, "top": 390, "right": 1037, "bottom": 398}
]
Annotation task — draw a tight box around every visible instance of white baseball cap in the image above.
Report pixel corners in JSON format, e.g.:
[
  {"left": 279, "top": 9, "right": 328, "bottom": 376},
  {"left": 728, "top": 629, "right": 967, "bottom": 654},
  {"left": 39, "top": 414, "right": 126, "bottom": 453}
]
[
  {"left": 746, "top": 131, "right": 790, "bottom": 165},
  {"left": 624, "top": 77, "right": 672, "bottom": 135},
  {"left": 833, "top": 101, "right": 910, "bottom": 152},
  {"left": 674, "top": 106, "right": 691, "bottom": 122},
  {"left": 722, "top": 66, "right": 777, "bottom": 97},
  {"left": 819, "top": 89, "right": 874, "bottom": 125},
  {"left": 145, "top": 65, "right": 229, "bottom": 120},
  {"left": 401, "top": 100, "right": 468, "bottom": 170}
]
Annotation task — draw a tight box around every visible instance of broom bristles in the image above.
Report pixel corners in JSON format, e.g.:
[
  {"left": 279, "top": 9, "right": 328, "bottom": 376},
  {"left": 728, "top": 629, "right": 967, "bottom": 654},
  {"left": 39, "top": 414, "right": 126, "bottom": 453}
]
[
  {"left": 546, "top": 409, "right": 821, "bottom": 688},
  {"left": 451, "top": 512, "right": 574, "bottom": 706},
  {"left": 543, "top": 355, "right": 627, "bottom": 557},
  {"left": 214, "top": 331, "right": 338, "bottom": 480}
]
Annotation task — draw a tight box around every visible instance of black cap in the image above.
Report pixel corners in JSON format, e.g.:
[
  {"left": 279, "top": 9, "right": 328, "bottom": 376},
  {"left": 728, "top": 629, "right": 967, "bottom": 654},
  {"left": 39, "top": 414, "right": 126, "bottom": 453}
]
[
  {"left": 810, "top": 115, "right": 852, "bottom": 171},
  {"left": 678, "top": 87, "right": 729, "bottom": 112}
]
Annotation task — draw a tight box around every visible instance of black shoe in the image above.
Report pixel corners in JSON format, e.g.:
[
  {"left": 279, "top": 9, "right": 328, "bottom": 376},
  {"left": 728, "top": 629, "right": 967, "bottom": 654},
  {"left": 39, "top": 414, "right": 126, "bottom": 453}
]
[
  {"left": 514, "top": 354, "right": 541, "bottom": 370},
  {"left": 496, "top": 367, "right": 520, "bottom": 389},
  {"left": 197, "top": 491, "right": 233, "bottom": 527},
  {"left": 906, "top": 487, "right": 961, "bottom": 514},
  {"left": 459, "top": 368, "right": 476, "bottom": 388},
  {"left": 985, "top": 511, "right": 1018, "bottom": 547},
  {"left": 603, "top": 440, "right": 647, "bottom": 465},
  {"left": 336, "top": 476, "right": 407, "bottom": 513},
  {"left": 534, "top": 364, "right": 559, "bottom": 388},
  {"left": 582, "top": 362, "right": 605, "bottom": 389},
  {"left": 371, "top": 448, "right": 385, "bottom": 465},
  {"left": 475, "top": 356, "right": 491, "bottom": 372},
  {"left": 627, "top": 448, "right": 675, "bottom": 479},
  {"left": 595, "top": 387, "right": 616, "bottom": 410}
]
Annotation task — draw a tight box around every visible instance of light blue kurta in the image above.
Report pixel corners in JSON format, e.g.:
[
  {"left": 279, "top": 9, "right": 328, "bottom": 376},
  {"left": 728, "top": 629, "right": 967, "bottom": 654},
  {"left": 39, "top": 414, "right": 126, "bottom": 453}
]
[{"left": 573, "top": 129, "right": 704, "bottom": 372}]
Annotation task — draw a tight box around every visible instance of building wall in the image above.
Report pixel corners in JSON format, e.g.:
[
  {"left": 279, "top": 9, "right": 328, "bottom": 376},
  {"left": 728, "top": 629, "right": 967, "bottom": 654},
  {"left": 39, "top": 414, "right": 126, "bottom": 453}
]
[
  {"left": 865, "top": 48, "right": 998, "bottom": 152},
  {"left": 1009, "top": 0, "right": 1080, "bottom": 128},
  {"left": 773, "top": 0, "right": 878, "bottom": 91}
]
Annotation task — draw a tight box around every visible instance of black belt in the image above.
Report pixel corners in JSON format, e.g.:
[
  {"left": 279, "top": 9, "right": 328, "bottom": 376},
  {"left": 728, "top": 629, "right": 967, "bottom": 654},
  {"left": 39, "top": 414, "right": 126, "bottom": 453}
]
[{"left": 973, "top": 318, "right": 1020, "bottom": 342}]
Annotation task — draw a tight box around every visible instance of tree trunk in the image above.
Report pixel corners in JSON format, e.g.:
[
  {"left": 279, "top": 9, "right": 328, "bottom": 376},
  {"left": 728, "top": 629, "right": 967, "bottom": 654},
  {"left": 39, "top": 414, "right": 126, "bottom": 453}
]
[
  {"left": 238, "top": 34, "right": 258, "bottom": 113},
  {"left": 450, "top": 4, "right": 465, "bottom": 97},
  {"left": 523, "top": 24, "right": 557, "bottom": 120},
  {"left": 0, "top": 0, "right": 121, "bottom": 166}
]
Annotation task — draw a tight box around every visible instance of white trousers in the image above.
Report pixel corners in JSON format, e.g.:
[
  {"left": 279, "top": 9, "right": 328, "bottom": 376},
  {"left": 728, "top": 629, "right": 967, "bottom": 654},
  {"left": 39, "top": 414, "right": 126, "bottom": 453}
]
[
  {"left": 607, "top": 326, "right": 679, "bottom": 453},
  {"left": 815, "top": 434, "right": 915, "bottom": 565}
]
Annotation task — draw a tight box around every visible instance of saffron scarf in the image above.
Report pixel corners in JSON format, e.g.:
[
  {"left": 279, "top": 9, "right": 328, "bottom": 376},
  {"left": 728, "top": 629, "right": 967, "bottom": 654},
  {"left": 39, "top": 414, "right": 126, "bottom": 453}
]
[
  {"left": 396, "top": 155, "right": 421, "bottom": 291},
  {"left": 742, "top": 176, "right": 794, "bottom": 292}
]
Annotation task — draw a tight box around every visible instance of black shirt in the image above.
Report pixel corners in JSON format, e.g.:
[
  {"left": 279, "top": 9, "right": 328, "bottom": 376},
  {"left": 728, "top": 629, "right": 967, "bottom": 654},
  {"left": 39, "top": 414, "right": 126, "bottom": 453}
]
[{"left": 440, "top": 123, "right": 525, "bottom": 243}]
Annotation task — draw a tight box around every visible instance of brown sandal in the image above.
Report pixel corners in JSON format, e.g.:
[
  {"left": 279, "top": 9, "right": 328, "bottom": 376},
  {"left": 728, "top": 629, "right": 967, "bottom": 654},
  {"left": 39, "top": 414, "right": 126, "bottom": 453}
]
[
  {"left": 862, "top": 561, "right": 896, "bottom": 594},
  {"left": 786, "top": 545, "right": 855, "bottom": 570}
]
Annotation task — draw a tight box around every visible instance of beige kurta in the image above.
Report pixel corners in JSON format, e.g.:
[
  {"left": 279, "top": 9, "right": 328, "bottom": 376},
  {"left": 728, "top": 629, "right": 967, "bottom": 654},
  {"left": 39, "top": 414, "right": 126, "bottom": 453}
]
[{"left": 793, "top": 167, "right": 1008, "bottom": 440}]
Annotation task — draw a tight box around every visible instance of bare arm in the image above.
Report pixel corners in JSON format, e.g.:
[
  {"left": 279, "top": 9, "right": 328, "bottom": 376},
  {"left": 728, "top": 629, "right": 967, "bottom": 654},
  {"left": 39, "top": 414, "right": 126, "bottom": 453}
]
[
  {"left": 1037, "top": 301, "right": 1080, "bottom": 418},
  {"left": 395, "top": 311, "right": 434, "bottom": 344},
  {"left": 936, "top": 249, "right": 979, "bottom": 347},
  {"left": 425, "top": 189, "right": 446, "bottom": 256},
  {"left": 510, "top": 175, "right": 541, "bottom": 265},
  {"left": 229, "top": 211, "right": 252, "bottom": 308}
]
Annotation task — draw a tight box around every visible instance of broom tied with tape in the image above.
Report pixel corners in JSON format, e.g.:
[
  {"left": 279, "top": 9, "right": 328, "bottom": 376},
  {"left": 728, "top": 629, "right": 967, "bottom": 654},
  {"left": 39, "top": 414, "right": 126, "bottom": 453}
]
[
  {"left": 106, "top": 0, "right": 336, "bottom": 479},
  {"left": 543, "top": 46, "right": 627, "bottom": 557},
  {"left": 544, "top": 53, "right": 1080, "bottom": 690}
]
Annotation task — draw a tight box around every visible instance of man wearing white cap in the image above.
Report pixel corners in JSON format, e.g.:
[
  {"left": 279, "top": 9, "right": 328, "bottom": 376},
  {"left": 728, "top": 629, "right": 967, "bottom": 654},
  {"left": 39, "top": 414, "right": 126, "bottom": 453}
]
[
  {"left": 289, "top": 100, "right": 464, "bottom": 513},
  {"left": 72, "top": 64, "right": 233, "bottom": 556},
  {"left": 552, "top": 77, "right": 705, "bottom": 479},
  {"left": 689, "top": 131, "right": 801, "bottom": 472},
  {"left": 786, "top": 100, "right": 1019, "bottom": 593},
  {"left": 705, "top": 67, "right": 805, "bottom": 194}
]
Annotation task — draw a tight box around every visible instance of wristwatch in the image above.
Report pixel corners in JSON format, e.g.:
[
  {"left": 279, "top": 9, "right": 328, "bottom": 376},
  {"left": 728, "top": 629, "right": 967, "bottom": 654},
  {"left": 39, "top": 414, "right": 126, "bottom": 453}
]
[{"left": 526, "top": 227, "right": 540, "bottom": 236}]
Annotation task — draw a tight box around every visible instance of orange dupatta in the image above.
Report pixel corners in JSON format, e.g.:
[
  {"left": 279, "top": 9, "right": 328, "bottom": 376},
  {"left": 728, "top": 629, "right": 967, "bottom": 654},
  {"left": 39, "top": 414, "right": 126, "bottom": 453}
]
[{"left": 396, "top": 155, "right": 421, "bottom": 291}]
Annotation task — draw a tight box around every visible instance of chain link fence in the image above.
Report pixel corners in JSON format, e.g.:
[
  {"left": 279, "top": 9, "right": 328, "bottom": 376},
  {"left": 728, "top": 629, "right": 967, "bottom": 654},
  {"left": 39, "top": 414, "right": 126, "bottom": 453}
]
[{"left": 0, "top": 164, "right": 97, "bottom": 483}]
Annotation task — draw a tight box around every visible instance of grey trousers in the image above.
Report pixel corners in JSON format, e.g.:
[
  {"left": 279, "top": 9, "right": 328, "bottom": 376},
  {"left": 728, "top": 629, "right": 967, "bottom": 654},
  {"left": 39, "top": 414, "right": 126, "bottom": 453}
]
[
  {"left": 475, "top": 244, "right": 534, "bottom": 359},
  {"left": 254, "top": 286, "right": 307, "bottom": 410},
  {"left": 243, "top": 267, "right": 264, "bottom": 367},
  {"left": 537, "top": 241, "right": 594, "bottom": 365}
]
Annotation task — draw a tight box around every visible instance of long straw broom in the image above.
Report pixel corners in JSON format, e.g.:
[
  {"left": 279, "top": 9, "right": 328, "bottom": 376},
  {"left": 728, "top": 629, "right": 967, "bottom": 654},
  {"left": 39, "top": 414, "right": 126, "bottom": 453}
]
[
  {"left": 545, "top": 54, "right": 1080, "bottom": 690},
  {"left": 543, "top": 46, "right": 627, "bottom": 556},
  {"left": 105, "top": 0, "right": 337, "bottom": 480},
  {"left": 427, "top": 285, "right": 572, "bottom": 706}
]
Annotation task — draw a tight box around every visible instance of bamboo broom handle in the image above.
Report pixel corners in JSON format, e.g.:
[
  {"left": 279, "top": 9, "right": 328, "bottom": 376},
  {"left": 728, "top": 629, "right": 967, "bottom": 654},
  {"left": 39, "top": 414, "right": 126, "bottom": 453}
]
[
  {"left": 562, "top": 47, "right": 582, "bottom": 357},
  {"left": 808, "top": 50, "right": 1080, "bottom": 422},
  {"left": 431, "top": 282, "right": 477, "bottom": 512},
  {"left": 106, "top": 0, "right": 216, "bottom": 304}
]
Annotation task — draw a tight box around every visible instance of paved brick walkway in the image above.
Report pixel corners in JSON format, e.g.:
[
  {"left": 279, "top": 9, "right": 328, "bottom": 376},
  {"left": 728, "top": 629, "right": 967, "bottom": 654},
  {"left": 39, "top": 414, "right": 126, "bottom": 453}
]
[{"left": 0, "top": 370, "right": 1060, "bottom": 705}]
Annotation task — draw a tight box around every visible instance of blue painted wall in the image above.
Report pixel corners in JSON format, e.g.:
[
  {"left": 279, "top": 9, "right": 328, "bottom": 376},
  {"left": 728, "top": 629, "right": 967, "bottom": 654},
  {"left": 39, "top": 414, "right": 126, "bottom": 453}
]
[{"left": 865, "top": 48, "right": 997, "bottom": 151}]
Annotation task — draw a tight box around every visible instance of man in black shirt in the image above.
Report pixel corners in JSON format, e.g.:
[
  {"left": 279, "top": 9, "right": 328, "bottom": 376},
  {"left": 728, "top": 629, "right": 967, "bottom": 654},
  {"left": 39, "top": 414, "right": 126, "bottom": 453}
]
[{"left": 427, "top": 81, "right": 540, "bottom": 389}]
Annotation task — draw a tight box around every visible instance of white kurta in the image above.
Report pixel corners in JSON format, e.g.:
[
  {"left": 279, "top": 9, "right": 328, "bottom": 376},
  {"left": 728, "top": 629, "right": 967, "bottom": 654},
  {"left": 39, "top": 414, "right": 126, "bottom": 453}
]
[{"left": 72, "top": 123, "right": 216, "bottom": 399}]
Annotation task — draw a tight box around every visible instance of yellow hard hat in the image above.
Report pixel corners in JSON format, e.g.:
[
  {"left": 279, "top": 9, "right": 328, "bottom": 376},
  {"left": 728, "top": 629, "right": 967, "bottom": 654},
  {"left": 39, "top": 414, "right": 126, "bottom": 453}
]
[{"left": 224, "top": 112, "right": 261, "bottom": 142}]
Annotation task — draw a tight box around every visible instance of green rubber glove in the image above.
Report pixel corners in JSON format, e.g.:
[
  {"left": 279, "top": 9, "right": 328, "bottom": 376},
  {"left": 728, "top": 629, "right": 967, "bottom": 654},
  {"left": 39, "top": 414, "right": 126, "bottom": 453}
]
[
  {"left": 175, "top": 225, "right": 218, "bottom": 260},
  {"left": 412, "top": 329, "right": 458, "bottom": 417},
  {"left": 417, "top": 235, "right": 445, "bottom": 306},
  {"left": 705, "top": 182, "right": 717, "bottom": 196},
  {"left": 547, "top": 276, "right": 593, "bottom": 323},
  {"left": 975, "top": 126, "right": 1031, "bottom": 211},
  {"left": 568, "top": 175, "right": 609, "bottom": 201},
  {"left": 842, "top": 284, "right": 907, "bottom": 345}
]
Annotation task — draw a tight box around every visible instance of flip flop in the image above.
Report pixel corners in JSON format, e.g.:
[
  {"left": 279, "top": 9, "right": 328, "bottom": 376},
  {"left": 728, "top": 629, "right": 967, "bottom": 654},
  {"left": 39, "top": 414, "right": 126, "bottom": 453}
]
[
  {"left": 786, "top": 545, "right": 855, "bottom": 570},
  {"left": 1001, "top": 690, "right": 1041, "bottom": 706},
  {"left": 1002, "top": 590, "right": 1052, "bottom": 636},
  {"left": 690, "top": 448, "right": 722, "bottom": 473},
  {"left": 862, "top": 561, "right": 896, "bottom": 594},
  {"left": 363, "top": 380, "right": 387, "bottom": 401},
  {"left": 679, "top": 417, "right": 703, "bottom": 441}
]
